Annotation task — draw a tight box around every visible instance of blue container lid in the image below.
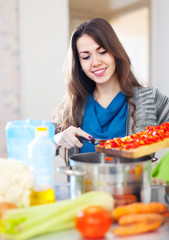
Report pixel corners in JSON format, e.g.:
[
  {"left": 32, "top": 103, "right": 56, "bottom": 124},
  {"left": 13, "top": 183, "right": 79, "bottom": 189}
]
[{"left": 6, "top": 119, "right": 55, "bottom": 140}]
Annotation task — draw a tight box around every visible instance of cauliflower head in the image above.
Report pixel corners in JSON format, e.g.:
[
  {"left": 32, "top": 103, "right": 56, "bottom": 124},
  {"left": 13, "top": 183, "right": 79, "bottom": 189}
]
[{"left": 0, "top": 158, "right": 34, "bottom": 206}]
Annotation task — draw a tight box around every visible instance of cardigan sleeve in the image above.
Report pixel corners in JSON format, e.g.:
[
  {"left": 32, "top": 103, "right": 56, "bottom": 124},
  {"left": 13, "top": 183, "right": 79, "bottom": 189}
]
[
  {"left": 153, "top": 88, "right": 169, "bottom": 124},
  {"left": 130, "top": 87, "right": 169, "bottom": 134}
]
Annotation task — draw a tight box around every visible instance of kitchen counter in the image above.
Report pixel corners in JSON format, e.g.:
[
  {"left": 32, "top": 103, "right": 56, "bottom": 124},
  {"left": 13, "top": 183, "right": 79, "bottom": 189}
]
[
  {"left": 32, "top": 222, "right": 169, "bottom": 240},
  {"left": 31, "top": 185, "right": 169, "bottom": 240}
]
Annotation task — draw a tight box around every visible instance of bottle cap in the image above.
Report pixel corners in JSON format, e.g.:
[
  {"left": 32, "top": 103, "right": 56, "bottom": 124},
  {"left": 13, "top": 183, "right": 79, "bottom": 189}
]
[{"left": 35, "top": 126, "right": 49, "bottom": 136}]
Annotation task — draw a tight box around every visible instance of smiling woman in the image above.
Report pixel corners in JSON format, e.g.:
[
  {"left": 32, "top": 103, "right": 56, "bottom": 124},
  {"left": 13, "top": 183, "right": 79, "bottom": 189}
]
[{"left": 52, "top": 17, "right": 169, "bottom": 165}]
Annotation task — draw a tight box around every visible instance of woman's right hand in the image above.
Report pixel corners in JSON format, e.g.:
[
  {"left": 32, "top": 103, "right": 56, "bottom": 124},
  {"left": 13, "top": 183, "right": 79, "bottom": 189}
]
[
  {"left": 54, "top": 126, "right": 92, "bottom": 149},
  {"left": 151, "top": 177, "right": 167, "bottom": 185}
]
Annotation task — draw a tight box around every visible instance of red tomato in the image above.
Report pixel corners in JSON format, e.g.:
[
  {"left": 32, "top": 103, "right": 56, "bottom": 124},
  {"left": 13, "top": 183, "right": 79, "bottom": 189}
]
[
  {"left": 75, "top": 205, "right": 112, "bottom": 239},
  {"left": 105, "top": 156, "right": 113, "bottom": 162}
]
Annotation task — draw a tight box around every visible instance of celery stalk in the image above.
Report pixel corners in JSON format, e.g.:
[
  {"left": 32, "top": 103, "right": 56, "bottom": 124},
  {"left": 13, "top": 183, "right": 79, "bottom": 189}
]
[
  {"left": 2, "top": 191, "right": 114, "bottom": 240},
  {"left": 5, "top": 199, "right": 70, "bottom": 221},
  {"left": 19, "top": 190, "right": 110, "bottom": 230}
]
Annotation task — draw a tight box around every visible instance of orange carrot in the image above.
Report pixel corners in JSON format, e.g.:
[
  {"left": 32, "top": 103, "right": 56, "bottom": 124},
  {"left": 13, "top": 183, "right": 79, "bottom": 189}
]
[
  {"left": 114, "top": 194, "right": 137, "bottom": 207},
  {"left": 118, "top": 213, "right": 164, "bottom": 225},
  {"left": 113, "top": 202, "right": 168, "bottom": 221},
  {"left": 161, "top": 211, "right": 169, "bottom": 219},
  {"left": 114, "top": 194, "right": 137, "bottom": 200},
  {"left": 112, "top": 221, "right": 163, "bottom": 236},
  {"left": 114, "top": 198, "right": 137, "bottom": 207}
]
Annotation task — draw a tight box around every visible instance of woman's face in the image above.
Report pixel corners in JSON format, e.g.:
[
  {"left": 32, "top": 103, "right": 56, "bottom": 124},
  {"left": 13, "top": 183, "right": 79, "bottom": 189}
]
[{"left": 76, "top": 34, "right": 117, "bottom": 85}]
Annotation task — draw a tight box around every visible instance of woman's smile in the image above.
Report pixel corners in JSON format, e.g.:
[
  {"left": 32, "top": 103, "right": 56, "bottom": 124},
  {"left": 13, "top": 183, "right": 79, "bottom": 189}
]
[{"left": 92, "top": 67, "right": 107, "bottom": 76}]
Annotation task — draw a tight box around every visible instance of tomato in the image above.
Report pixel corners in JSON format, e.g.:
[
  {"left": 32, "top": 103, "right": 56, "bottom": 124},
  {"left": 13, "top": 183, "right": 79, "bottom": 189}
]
[
  {"left": 0, "top": 202, "right": 18, "bottom": 218},
  {"left": 75, "top": 206, "right": 112, "bottom": 239},
  {"left": 105, "top": 156, "right": 113, "bottom": 162},
  {"left": 101, "top": 122, "right": 169, "bottom": 151}
]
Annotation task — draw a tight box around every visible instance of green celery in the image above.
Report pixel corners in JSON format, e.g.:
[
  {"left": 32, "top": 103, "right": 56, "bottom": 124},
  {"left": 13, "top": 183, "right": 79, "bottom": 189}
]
[
  {"left": 5, "top": 199, "right": 70, "bottom": 221},
  {"left": 2, "top": 191, "right": 114, "bottom": 240}
]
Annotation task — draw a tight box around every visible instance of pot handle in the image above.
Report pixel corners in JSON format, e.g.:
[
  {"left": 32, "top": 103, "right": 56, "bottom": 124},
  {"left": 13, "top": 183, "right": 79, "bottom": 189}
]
[
  {"left": 57, "top": 166, "right": 86, "bottom": 177},
  {"left": 151, "top": 157, "right": 158, "bottom": 162}
]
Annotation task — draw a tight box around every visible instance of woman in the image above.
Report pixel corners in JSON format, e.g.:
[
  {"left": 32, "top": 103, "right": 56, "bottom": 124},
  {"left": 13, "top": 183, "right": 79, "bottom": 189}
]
[{"left": 53, "top": 17, "right": 169, "bottom": 167}]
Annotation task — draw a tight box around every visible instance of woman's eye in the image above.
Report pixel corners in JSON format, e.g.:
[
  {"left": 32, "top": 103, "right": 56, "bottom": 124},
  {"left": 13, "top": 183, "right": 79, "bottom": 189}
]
[
  {"left": 100, "top": 50, "right": 107, "bottom": 55},
  {"left": 82, "top": 56, "right": 90, "bottom": 60}
]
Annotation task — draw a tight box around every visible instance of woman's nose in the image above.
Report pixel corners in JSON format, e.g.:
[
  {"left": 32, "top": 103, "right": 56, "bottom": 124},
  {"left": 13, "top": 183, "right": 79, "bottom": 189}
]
[{"left": 92, "top": 55, "right": 101, "bottom": 66}]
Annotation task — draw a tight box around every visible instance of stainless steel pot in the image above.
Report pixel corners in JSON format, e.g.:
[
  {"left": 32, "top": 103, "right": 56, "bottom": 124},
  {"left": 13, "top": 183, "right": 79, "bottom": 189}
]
[{"left": 57, "top": 152, "right": 152, "bottom": 202}]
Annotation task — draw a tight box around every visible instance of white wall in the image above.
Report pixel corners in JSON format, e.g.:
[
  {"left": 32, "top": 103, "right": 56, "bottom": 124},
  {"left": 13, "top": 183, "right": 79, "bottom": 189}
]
[
  {"left": 19, "top": 0, "right": 69, "bottom": 121},
  {"left": 150, "top": 0, "right": 169, "bottom": 96},
  {"left": 18, "top": 0, "right": 69, "bottom": 182},
  {"left": 110, "top": 0, "right": 143, "bottom": 10},
  {"left": 0, "top": 0, "right": 20, "bottom": 157},
  {"left": 111, "top": 7, "right": 149, "bottom": 87}
]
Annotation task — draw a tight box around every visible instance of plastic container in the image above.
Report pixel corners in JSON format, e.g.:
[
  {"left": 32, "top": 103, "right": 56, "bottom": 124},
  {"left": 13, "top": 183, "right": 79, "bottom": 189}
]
[
  {"left": 5, "top": 119, "right": 55, "bottom": 167},
  {"left": 28, "top": 126, "right": 56, "bottom": 205}
]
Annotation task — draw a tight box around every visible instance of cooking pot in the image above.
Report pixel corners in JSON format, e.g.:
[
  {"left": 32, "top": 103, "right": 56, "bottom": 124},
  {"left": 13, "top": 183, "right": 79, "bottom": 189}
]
[{"left": 57, "top": 152, "right": 152, "bottom": 203}]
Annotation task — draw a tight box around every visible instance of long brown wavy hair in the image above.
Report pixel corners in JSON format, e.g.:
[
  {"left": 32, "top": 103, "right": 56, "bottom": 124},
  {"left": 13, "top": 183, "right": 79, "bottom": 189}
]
[{"left": 53, "top": 17, "right": 142, "bottom": 132}]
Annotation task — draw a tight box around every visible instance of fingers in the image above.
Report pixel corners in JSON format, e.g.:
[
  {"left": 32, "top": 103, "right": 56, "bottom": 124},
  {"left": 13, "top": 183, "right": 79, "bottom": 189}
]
[
  {"left": 54, "top": 126, "right": 93, "bottom": 149},
  {"left": 151, "top": 177, "right": 167, "bottom": 186},
  {"left": 76, "top": 127, "right": 93, "bottom": 140},
  {"left": 63, "top": 130, "right": 83, "bottom": 148},
  {"left": 54, "top": 131, "right": 77, "bottom": 149}
]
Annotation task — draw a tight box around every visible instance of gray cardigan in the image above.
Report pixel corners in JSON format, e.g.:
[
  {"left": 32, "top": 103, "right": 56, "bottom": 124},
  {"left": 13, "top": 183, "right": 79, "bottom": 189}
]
[{"left": 67, "top": 86, "right": 169, "bottom": 159}]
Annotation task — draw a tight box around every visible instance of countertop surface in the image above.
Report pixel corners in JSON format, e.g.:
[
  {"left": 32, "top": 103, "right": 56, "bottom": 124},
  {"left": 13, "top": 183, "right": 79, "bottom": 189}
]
[
  {"left": 31, "top": 185, "right": 169, "bottom": 240},
  {"left": 32, "top": 222, "right": 169, "bottom": 240}
]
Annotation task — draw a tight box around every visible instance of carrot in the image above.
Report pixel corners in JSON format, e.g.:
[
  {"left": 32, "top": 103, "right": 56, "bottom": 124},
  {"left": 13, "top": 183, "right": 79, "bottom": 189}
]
[
  {"left": 118, "top": 213, "right": 164, "bottom": 225},
  {"left": 0, "top": 202, "right": 18, "bottom": 218},
  {"left": 113, "top": 202, "right": 168, "bottom": 221},
  {"left": 114, "top": 194, "right": 137, "bottom": 207},
  {"left": 161, "top": 211, "right": 169, "bottom": 219},
  {"left": 114, "top": 194, "right": 137, "bottom": 200},
  {"left": 114, "top": 198, "right": 137, "bottom": 207},
  {"left": 112, "top": 220, "right": 163, "bottom": 236}
]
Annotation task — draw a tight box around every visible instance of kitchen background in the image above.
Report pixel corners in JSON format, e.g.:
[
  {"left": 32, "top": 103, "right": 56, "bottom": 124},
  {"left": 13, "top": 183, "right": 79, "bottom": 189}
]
[{"left": 1, "top": 0, "right": 169, "bottom": 177}]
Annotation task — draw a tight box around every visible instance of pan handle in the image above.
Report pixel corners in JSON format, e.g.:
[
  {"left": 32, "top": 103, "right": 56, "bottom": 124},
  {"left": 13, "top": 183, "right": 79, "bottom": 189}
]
[{"left": 57, "top": 166, "right": 86, "bottom": 177}]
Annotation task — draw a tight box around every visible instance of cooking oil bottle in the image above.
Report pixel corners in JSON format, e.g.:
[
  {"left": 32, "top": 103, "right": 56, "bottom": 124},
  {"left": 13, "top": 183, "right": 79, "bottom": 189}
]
[{"left": 28, "top": 126, "right": 56, "bottom": 205}]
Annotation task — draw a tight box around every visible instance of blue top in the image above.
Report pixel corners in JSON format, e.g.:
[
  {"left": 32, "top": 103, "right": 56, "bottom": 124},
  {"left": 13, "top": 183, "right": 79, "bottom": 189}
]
[{"left": 80, "top": 92, "right": 127, "bottom": 153}]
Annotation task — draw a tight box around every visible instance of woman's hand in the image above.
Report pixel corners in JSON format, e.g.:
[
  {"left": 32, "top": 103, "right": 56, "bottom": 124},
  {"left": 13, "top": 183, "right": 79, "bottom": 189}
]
[
  {"left": 151, "top": 177, "right": 167, "bottom": 185},
  {"left": 54, "top": 126, "right": 92, "bottom": 149}
]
